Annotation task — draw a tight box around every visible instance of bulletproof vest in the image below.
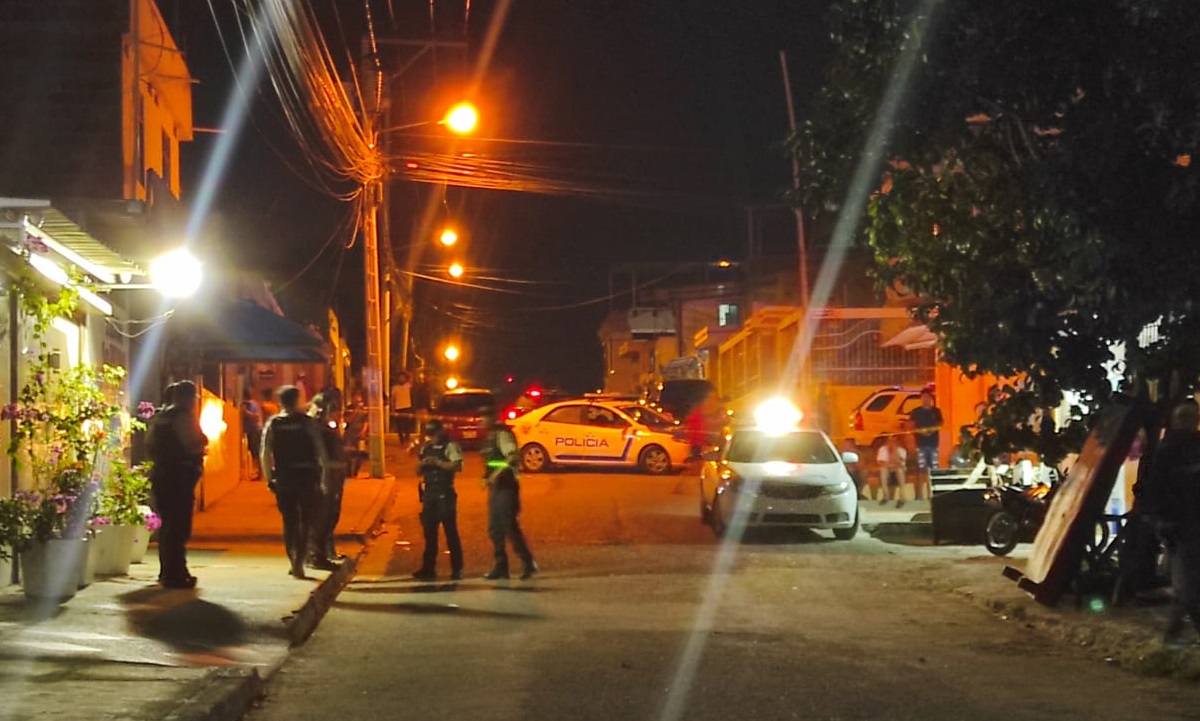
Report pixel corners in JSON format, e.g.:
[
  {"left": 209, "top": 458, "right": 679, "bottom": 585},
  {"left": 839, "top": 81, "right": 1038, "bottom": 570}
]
[
  {"left": 270, "top": 413, "right": 320, "bottom": 473},
  {"left": 419, "top": 440, "right": 455, "bottom": 490},
  {"left": 146, "top": 406, "right": 188, "bottom": 465}
]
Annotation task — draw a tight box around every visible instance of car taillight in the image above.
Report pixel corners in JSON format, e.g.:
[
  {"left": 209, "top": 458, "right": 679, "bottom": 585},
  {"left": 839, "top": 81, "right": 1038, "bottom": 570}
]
[
  {"left": 506, "top": 408, "right": 519, "bottom": 420},
  {"left": 851, "top": 411, "right": 864, "bottom": 431}
]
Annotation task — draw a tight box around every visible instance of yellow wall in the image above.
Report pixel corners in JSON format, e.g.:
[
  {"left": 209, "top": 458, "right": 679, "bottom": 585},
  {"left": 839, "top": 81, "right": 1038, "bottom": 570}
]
[{"left": 196, "top": 391, "right": 242, "bottom": 511}]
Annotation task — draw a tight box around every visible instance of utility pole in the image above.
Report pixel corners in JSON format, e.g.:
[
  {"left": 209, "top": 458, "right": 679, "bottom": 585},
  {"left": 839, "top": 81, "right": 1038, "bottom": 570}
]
[
  {"left": 361, "top": 37, "right": 387, "bottom": 479},
  {"left": 779, "top": 51, "right": 810, "bottom": 308}
]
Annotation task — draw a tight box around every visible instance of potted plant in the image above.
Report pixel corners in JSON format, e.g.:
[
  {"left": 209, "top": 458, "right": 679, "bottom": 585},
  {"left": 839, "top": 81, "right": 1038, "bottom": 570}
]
[
  {"left": 93, "top": 461, "right": 152, "bottom": 575},
  {"left": 0, "top": 497, "right": 23, "bottom": 589},
  {"left": 131, "top": 507, "right": 160, "bottom": 564},
  {"left": 3, "top": 257, "right": 131, "bottom": 600}
]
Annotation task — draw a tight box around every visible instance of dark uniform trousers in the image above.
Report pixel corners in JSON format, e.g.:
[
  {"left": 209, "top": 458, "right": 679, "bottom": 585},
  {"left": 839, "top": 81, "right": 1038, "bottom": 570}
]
[
  {"left": 319, "top": 464, "right": 347, "bottom": 557},
  {"left": 488, "top": 473, "right": 533, "bottom": 573},
  {"left": 420, "top": 488, "right": 463, "bottom": 573},
  {"left": 276, "top": 469, "right": 322, "bottom": 568},
  {"left": 151, "top": 462, "right": 202, "bottom": 584}
]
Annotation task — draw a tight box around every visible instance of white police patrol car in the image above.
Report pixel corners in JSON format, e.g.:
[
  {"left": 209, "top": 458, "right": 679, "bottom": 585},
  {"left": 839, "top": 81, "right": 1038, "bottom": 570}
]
[
  {"left": 700, "top": 398, "right": 861, "bottom": 540},
  {"left": 510, "top": 399, "right": 691, "bottom": 475}
]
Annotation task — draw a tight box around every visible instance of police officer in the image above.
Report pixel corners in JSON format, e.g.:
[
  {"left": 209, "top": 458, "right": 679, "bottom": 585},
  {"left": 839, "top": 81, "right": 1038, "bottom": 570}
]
[
  {"left": 413, "top": 419, "right": 464, "bottom": 581},
  {"left": 146, "top": 381, "right": 208, "bottom": 589},
  {"left": 261, "top": 385, "right": 330, "bottom": 578},
  {"left": 309, "top": 392, "right": 348, "bottom": 563},
  {"left": 481, "top": 415, "right": 537, "bottom": 580}
]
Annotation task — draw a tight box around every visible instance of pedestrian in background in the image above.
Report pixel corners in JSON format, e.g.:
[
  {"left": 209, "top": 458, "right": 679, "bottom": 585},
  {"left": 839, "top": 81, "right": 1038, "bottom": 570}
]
[
  {"left": 261, "top": 385, "right": 331, "bottom": 578},
  {"left": 146, "top": 381, "right": 208, "bottom": 589},
  {"left": 480, "top": 415, "right": 537, "bottom": 580},
  {"left": 411, "top": 371, "right": 433, "bottom": 435},
  {"left": 1141, "top": 400, "right": 1200, "bottom": 648},
  {"left": 260, "top": 387, "right": 281, "bottom": 421},
  {"left": 240, "top": 388, "right": 263, "bottom": 480},
  {"left": 412, "top": 419, "right": 464, "bottom": 581},
  {"left": 390, "top": 371, "right": 414, "bottom": 443},
  {"left": 876, "top": 434, "right": 907, "bottom": 507},
  {"left": 908, "top": 388, "right": 943, "bottom": 501},
  {"left": 342, "top": 390, "right": 368, "bottom": 477},
  {"left": 309, "top": 392, "right": 348, "bottom": 563}
]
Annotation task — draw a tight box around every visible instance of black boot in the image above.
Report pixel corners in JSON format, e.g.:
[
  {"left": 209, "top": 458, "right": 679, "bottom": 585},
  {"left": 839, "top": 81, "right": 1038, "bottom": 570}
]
[
  {"left": 483, "top": 566, "right": 510, "bottom": 580},
  {"left": 520, "top": 561, "right": 539, "bottom": 580}
]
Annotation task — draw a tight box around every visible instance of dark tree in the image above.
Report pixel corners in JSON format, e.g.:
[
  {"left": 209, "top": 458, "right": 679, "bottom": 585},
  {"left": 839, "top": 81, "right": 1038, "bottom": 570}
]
[{"left": 792, "top": 0, "right": 1200, "bottom": 462}]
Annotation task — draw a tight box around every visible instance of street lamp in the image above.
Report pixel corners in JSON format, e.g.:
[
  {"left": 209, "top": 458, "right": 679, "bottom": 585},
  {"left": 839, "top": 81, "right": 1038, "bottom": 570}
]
[
  {"left": 443, "top": 344, "right": 461, "bottom": 362},
  {"left": 442, "top": 102, "right": 479, "bottom": 135},
  {"left": 448, "top": 262, "right": 465, "bottom": 279},
  {"left": 445, "top": 376, "right": 460, "bottom": 390},
  {"left": 150, "top": 248, "right": 203, "bottom": 298},
  {"left": 439, "top": 228, "right": 459, "bottom": 247}
]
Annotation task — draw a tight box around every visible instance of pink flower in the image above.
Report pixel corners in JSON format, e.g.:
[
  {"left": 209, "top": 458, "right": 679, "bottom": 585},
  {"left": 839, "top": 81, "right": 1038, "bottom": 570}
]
[{"left": 143, "top": 512, "right": 162, "bottom": 532}]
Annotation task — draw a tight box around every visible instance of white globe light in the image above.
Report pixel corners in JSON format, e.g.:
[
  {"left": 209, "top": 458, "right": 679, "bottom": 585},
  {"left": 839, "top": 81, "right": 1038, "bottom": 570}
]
[{"left": 151, "top": 248, "right": 203, "bottom": 298}]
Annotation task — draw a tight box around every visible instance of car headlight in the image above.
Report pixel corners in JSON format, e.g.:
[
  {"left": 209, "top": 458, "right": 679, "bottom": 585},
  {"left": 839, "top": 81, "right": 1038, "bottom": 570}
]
[
  {"left": 718, "top": 469, "right": 742, "bottom": 494},
  {"left": 820, "top": 480, "right": 852, "bottom": 496}
]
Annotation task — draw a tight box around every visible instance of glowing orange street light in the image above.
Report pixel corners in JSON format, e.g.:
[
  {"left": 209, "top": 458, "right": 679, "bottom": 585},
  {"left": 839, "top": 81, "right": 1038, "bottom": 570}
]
[
  {"left": 443, "top": 102, "right": 479, "bottom": 135},
  {"left": 445, "top": 376, "right": 460, "bottom": 390},
  {"left": 443, "top": 344, "right": 461, "bottom": 362},
  {"left": 448, "top": 262, "right": 465, "bottom": 279},
  {"left": 439, "top": 228, "right": 459, "bottom": 247}
]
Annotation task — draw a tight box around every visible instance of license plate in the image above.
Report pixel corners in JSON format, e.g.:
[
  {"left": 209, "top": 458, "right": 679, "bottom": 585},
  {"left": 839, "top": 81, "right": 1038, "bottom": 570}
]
[{"left": 462, "top": 430, "right": 478, "bottom": 439}]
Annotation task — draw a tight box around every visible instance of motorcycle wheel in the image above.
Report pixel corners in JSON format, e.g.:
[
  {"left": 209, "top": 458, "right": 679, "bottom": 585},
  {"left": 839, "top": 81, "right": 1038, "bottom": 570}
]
[{"left": 984, "top": 510, "right": 1020, "bottom": 556}]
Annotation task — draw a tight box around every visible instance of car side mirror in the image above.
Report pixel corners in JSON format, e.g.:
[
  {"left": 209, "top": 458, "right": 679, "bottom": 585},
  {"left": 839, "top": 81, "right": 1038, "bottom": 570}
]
[{"left": 842, "top": 451, "right": 860, "bottom": 465}]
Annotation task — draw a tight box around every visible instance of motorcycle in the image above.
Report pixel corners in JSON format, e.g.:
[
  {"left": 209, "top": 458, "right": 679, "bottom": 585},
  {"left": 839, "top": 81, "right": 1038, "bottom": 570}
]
[{"left": 982, "top": 482, "right": 1055, "bottom": 556}]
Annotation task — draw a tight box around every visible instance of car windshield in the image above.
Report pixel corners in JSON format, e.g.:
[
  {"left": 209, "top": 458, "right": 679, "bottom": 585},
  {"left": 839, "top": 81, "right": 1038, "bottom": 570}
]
[
  {"left": 620, "top": 405, "right": 675, "bottom": 430},
  {"left": 726, "top": 430, "right": 837, "bottom": 464},
  {"left": 438, "top": 393, "right": 494, "bottom": 414}
]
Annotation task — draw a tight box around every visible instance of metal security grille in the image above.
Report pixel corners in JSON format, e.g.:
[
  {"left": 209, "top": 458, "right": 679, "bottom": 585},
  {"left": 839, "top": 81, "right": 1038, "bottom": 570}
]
[{"left": 809, "top": 319, "right": 935, "bottom": 387}]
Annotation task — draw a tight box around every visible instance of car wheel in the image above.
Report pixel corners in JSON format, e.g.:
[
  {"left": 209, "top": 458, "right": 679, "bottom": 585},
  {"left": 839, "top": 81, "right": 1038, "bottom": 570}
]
[
  {"left": 832, "top": 507, "right": 860, "bottom": 541},
  {"left": 638, "top": 445, "right": 671, "bottom": 475},
  {"left": 521, "top": 443, "right": 549, "bottom": 473},
  {"left": 710, "top": 495, "right": 728, "bottom": 538},
  {"left": 984, "top": 510, "right": 1019, "bottom": 556}
]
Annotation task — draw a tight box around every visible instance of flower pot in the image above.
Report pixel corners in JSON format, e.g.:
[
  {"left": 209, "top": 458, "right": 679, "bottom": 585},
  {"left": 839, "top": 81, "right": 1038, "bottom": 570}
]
[
  {"left": 93, "top": 525, "right": 135, "bottom": 576},
  {"left": 131, "top": 525, "right": 150, "bottom": 563},
  {"left": 20, "top": 539, "right": 86, "bottom": 602},
  {"left": 79, "top": 535, "right": 96, "bottom": 588},
  {"left": 0, "top": 547, "right": 12, "bottom": 590}
]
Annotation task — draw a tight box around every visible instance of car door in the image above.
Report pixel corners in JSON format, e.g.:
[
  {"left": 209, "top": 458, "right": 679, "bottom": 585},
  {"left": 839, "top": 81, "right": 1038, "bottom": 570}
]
[
  {"left": 530, "top": 405, "right": 585, "bottom": 462},
  {"left": 568, "top": 405, "right": 633, "bottom": 465}
]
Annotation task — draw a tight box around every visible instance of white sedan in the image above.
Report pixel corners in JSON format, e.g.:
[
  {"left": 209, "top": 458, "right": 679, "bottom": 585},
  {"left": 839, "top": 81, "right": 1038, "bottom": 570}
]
[
  {"left": 700, "top": 425, "right": 861, "bottom": 540},
  {"left": 510, "top": 399, "right": 692, "bottom": 474}
]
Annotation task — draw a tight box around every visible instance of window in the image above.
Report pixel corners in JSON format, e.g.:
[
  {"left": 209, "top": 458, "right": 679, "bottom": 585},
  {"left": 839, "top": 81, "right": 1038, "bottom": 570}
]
[
  {"left": 864, "top": 394, "right": 894, "bottom": 412},
  {"left": 543, "top": 406, "right": 584, "bottom": 425},
  {"left": 437, "top": 392, "right": 495, "bottom": 414},
  {"left": 583, "top": 406, "right": 623, "bottom": 427},
  {"left": 898, "top": 395, "right": 923, "bottom": 415},
  {"left": 718, "top": 303, "right": 740, "bottom": 328}
]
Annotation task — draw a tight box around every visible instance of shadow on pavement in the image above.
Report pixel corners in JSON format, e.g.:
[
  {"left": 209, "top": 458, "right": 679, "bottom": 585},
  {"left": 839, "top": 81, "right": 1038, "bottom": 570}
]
[
  {"left": 737, "top": 527, "right": 834, "bottom": 545},
  {"left": 344, "top": 582, "right": 556, "bottom": 595},
  {"left": 333, "top": 599, "right": 544, "bottom": 621},
  {"left": 118, "top": 586, "right": 249, "bottom": 653}
]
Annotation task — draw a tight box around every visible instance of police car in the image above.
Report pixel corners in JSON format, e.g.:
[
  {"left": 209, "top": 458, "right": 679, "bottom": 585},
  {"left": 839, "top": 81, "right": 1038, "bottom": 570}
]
[
  {"left": 510, "top": 399, "right": 692, "bottom": 474},
  {"left": 700, "top": 398, "right": 861, "bottom": 540}
]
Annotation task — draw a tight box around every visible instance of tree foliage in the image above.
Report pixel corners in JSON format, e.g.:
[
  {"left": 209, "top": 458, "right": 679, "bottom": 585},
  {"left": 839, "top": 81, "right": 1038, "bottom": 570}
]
[{"left": 792, "top": 0, "right": 1200, "bottom": 461}]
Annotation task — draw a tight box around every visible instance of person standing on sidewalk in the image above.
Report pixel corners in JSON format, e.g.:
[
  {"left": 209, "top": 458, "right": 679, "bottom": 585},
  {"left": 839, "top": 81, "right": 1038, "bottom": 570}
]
[
  {"left": 908, "top": 388, "right": 943, "bottom": 501},
  {"left": 261, "top": 386, "right": 331, "bottom": 578},
  {"left": 240, "top": 388, "right": 264, "bottom": 480},
  {"left": 1141, "top": 400, "right": 1200, "bottom": 648},
  {"left": 412, "top": 419, "right": 464, "bottom": 581},
  {"left": 146, "top": 381, "right": 208, "bottom": 589},
  {"left": 480, "top": 416, "right": 536, "bottom": 580},
  {"left": 390, "top": 371, "right": 414, "bottom": 443},
  {"left": 876, "top": 433, "right": 907, "bottom": 507},
  {"left": 309, "top": 392, "right": 348, "bottom": 563}
]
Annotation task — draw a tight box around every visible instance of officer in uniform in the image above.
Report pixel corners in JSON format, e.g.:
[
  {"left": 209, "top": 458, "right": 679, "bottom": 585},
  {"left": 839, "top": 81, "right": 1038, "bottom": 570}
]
[
  {"left": 309, "top": 392, "right": 348, "bottom": 562},
  {"left": 412, "top": 419, "right": 464, "bottom": 581},
  {"left": 146, "top": 381, "right": 208, "bottom": 589},
  {"left": 261, "top": 385, "right": 330, "bottom": 578},
  {"left": 481, "top": 416, "right": 537, "bottom": 580}
]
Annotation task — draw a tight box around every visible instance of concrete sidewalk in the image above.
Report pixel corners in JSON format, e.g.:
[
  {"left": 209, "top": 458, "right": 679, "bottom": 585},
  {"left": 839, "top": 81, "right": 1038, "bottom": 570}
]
[{"left": 0, "top": 443, "right": 409, "bottom": 721}]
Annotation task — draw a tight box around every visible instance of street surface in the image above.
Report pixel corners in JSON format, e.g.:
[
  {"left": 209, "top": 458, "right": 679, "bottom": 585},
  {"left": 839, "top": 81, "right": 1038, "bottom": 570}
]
[{"left": 246, "top": 456, "right": 1200, "bottom": 721}]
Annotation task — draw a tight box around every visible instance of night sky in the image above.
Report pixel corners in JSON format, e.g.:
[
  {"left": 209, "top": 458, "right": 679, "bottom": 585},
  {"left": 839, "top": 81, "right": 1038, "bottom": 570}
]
[{"left": 172, "top": 1, "right": 832, "bottom": 392}]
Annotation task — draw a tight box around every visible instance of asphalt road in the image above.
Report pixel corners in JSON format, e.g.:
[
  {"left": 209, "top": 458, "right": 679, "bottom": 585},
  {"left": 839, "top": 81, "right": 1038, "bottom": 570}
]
[{"left": 245, "top": 457, "right": 1200, "bottom": 721}]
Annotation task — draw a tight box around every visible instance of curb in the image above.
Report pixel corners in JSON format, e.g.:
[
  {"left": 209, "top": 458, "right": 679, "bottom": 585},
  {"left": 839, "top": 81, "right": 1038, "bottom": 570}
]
[
  {"left": 160, "top": 667, "right": 264, "bottom": 721},
  {"left": 170, "top": 476, "right": 399, "bottom": 721}
]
